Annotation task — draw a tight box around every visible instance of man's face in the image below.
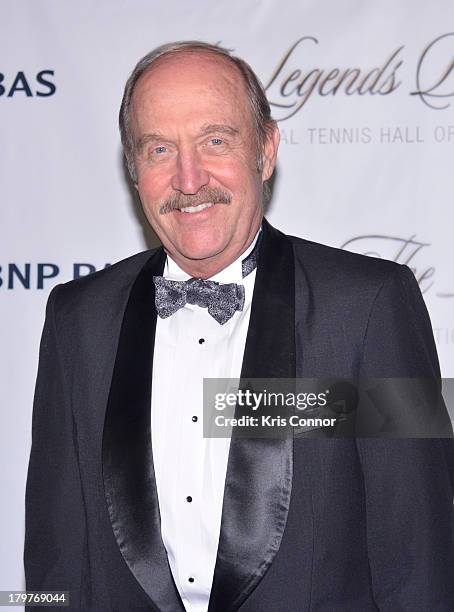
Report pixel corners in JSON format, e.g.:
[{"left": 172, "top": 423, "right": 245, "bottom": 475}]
[{"left": 130, "top": 51, "right": 279, "bottom": 277}]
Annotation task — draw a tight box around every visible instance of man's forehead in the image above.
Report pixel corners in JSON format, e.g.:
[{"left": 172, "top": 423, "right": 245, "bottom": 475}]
[
  {"left": 133, "top": 50, "right": 247, "bottom": 101},
  {"left": 130, "top": 50, "right": 255, "bottom": 138}
]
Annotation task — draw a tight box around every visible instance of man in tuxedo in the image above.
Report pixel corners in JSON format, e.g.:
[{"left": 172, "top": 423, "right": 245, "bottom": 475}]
[{"left": 25, "top": 41, "right": 454, "bottom": 611}]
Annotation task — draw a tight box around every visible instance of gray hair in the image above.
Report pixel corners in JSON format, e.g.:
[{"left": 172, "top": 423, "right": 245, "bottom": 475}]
[{"left": 119, "top": 40, "right": 276, "bottom": 190}]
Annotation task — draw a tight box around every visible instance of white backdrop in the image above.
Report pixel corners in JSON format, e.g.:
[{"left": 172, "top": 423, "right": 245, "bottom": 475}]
[{"left": 1, "top": 0, "right": 453, "bottom": 602}]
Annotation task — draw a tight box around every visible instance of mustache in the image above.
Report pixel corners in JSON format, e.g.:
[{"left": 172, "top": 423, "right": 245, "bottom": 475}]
[{"left": 159, "top": 187, "right": 232, "bottom": 214}]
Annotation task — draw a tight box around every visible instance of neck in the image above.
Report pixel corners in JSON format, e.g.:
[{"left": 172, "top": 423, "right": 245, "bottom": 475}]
[{"left": 177, "top": 260, "right": 233, "bottom": 280}]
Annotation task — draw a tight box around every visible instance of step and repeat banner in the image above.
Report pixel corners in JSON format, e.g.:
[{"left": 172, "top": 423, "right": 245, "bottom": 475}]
[{"left": 1, "top": 0, "right": 453, "bottom": 598}]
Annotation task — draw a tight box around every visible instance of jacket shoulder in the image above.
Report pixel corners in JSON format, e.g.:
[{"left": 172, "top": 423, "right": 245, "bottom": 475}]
[
  {"left": 287, "top": 233, "right": 401, "bottom": 292},
  {"left": 49, "top": 248, "right": 159, "bottom": 317}
]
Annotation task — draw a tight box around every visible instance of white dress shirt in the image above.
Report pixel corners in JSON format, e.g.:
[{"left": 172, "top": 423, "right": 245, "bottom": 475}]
[{"left": 151, "top": 234, "right": 259, "bottom": 612}]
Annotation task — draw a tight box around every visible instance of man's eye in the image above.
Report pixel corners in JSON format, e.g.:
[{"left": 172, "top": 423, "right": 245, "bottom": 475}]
[
  {"left": 210, "top": 138, "right": 224, "bottom": 145},
  {"left": 154, "top": 146, "right": 167, "bottom": 154}
]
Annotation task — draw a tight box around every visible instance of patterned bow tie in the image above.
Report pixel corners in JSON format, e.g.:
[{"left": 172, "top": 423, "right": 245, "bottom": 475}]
[
  {"left": 153, "top": 232, "right": 261, "bottom": 325},
  {"left": 153, "top": 277, "right": 245, "bottom": 325}
]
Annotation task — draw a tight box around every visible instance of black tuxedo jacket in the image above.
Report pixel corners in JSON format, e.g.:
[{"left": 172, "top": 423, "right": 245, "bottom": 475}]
[{"left": 25, "top": 219, "right": 454, "bottom": 611}]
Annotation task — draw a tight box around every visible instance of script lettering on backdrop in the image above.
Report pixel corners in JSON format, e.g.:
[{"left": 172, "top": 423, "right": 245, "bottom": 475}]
[
  {"left": 341, "top": 235, "right": 453, "bottom": 298},
  {"left": 266, "top": 33, "right": 454, "bottom": 120},
  {"left": 411, "top": 32, "right": 454, "bottom": 110}
]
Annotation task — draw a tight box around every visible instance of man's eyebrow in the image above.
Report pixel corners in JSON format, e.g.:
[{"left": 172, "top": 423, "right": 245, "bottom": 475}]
[
  {"left": 135, "top": 132, "right": 166, "bottom": 153},
  {"left": 198, "top": 124, "right": 240, "bottom": 137}
]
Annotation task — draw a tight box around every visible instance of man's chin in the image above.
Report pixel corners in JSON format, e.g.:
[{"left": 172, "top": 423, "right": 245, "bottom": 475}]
[
  {"left": 178, "top": 246, "right": 226, "bottom": 263},
  {"left": 169, "top": 234, "right": 228, "bottom": 261}
]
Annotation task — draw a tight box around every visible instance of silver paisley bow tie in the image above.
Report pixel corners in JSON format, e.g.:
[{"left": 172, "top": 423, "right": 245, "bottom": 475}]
[
  {"left": 153, "top": 276, "right": 245, "bottom": 325},
  {"left": 153, "top": 231, "right": 261, "bottom": 325}
]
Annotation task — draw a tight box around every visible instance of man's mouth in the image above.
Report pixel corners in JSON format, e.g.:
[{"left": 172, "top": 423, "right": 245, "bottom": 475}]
[
  {"left": 179, "top": 202, "right": 214, "bottom": 214},
  {"left": 159, "top": 188, "right": 231, "bottom": 215}
]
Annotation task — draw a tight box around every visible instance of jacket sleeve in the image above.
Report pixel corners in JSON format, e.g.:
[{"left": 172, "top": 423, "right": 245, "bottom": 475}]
[
  {"left": 356, "top": 264, "right": 454, "bottom": 610},
  {"left": 24, "top": 285, "right": 88, "bottom": 611}
]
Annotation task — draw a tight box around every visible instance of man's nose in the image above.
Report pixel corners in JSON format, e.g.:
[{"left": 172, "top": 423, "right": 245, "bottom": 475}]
[{"left": 171, "top": 147, "right": 210, "bottom": 194}]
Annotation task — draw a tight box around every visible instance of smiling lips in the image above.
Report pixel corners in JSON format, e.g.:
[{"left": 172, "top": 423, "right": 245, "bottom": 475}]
[
  {"left": 180, "top": 202, "right": 214, "bottom": 214},
  {"left": 159, "top": 187, "right": 232, "bottom": 215}
]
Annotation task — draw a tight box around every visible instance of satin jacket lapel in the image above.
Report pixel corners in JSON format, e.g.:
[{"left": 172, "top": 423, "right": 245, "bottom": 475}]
[
  {"left": 209, "top": 219, "right": 295, "bottom": 612},
  {"left": 102, "top": 247, "right": 185, "bottom": 612}
]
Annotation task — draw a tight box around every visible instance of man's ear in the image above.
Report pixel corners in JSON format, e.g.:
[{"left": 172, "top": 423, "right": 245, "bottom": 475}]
[{"left": 261, "top": 123, "right": 280, "bottom": 182}]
